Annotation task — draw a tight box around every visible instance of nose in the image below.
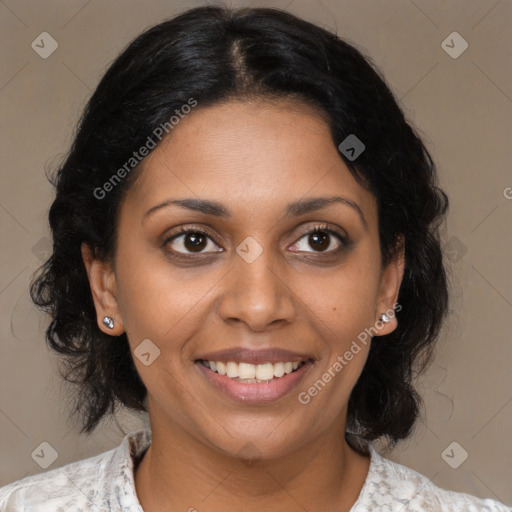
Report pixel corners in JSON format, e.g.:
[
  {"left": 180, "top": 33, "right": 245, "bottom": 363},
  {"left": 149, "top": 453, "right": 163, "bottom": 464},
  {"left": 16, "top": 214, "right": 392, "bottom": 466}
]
[{"left": 218, "top": 245, "right": 296, "bottom": 332}]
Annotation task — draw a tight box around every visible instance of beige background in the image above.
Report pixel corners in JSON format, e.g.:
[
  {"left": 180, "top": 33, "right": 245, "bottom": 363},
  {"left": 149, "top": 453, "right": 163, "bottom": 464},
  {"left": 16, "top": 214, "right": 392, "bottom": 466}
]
[{"left": 1, "top": 0, "right": 511, "bottom": 505}]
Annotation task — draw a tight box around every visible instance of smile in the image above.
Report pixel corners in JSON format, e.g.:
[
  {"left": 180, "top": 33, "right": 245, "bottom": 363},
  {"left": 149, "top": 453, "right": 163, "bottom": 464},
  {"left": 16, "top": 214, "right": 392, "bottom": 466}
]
[
  {"left": 195, "top": 356, "right": 314, "bottom": 403},
  {"left": 198, "top": 360, "right": 306, "bottom": 383}
]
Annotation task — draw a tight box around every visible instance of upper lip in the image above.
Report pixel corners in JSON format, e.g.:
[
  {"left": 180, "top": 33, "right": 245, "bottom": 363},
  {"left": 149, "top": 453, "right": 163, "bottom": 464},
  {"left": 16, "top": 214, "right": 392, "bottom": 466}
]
[{"left": 195, "top": 347, "right": 314, "bottom": 365}]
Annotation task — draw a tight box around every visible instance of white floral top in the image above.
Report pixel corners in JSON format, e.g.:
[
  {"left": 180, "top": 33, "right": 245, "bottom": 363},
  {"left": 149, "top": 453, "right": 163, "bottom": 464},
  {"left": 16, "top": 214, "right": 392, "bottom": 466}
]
[{"left": 0, "top": 428, "right": 510, "bottom": 511}]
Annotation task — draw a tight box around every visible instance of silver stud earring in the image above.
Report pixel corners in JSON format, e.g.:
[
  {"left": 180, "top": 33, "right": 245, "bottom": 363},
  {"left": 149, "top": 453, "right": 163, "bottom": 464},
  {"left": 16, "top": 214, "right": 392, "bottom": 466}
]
[
  {"left": 379, "top": 313, "right": 391, "bottom": 323},
  {"left": 102, "top": 316, "right": 115, "bottom": 329}
]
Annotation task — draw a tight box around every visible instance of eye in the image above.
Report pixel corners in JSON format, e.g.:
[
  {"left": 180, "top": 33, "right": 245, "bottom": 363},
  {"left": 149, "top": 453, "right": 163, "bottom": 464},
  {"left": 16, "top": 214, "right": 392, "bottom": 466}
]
[
  {"left": 289, "top": 224, "right": 347, "bottom": 254},
  {"left": 164, "top": 227, "right": 223, "bottom": 255},
  {"left": 163, "top": 223, "right": 349, "bottom": 259}
]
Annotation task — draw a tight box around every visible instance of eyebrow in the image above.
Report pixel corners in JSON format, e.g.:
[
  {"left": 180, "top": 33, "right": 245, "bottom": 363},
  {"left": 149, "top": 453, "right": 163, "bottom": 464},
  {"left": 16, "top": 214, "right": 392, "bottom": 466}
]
[{"left": 144, "top": 195, "right": 367, "bottom": 230}]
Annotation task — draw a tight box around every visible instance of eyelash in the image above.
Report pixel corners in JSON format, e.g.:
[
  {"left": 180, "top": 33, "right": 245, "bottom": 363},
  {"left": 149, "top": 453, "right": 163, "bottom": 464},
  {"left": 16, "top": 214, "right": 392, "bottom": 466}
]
[{"left": 163, "top": 223, "right": 349, "bottom": 259}]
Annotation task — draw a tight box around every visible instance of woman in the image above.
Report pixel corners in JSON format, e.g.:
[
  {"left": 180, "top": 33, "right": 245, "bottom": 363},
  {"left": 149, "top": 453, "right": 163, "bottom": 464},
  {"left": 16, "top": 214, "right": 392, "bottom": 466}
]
[{"left": 1, "top": 5, "right": 509, "bottom": 511}]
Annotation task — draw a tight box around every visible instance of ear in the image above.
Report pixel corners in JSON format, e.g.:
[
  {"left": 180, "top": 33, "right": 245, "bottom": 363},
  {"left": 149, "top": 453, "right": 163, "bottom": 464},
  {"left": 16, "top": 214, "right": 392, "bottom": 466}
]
[
  {"left": 81, "top": 242, "right": 125, "bottom": 336},
  {"left": 374, "top": 235, "right": 405, "bottom": 336}
]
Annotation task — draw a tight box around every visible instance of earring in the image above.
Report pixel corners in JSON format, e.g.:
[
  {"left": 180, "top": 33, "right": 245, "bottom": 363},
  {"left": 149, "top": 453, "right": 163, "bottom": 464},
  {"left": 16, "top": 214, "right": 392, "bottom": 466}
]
[
  {"left": 379, "top": 313, "right": 391, "bottom": 323},
  {"left": 102, "top": 316, "right": 115, "bottom": 329}
]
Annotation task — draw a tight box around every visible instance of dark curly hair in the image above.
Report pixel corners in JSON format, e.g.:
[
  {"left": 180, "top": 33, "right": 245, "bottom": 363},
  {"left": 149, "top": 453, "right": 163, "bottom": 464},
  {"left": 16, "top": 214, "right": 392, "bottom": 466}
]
[{"left": 30, "top": 5, "right": 449, "bottom": 448}]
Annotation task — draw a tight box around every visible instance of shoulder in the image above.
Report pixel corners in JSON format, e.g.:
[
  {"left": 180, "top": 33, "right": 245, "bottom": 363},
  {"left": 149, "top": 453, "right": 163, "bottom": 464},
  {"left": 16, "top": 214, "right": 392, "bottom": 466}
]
[
  {"left": 0, "top": 429, "right": 150, "bottom": 512},
  {"left": 0, "top": 448, "right": 116, "bottom": 511},
  {"left": 353, "top": 445, "right": 511, "bottom": 512}
]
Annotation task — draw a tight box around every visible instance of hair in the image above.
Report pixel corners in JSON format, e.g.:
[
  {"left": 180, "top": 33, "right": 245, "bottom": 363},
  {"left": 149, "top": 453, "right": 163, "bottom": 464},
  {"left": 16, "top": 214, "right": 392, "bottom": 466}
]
[{"left": 30, "top": 5, "right": 449, "bottom": 450}]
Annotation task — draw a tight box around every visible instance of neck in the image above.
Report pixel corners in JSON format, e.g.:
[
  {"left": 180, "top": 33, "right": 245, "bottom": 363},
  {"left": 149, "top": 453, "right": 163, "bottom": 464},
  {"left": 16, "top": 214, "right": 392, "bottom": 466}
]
[{"left": 134, "top": 416, "right": 370, "bottom": 512}]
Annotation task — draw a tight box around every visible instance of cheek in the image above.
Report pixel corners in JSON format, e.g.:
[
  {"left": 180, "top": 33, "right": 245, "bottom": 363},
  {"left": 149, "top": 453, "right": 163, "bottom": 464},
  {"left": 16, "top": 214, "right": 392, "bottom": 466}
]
[
  {"left": 115, "top": 248, "right": 221, "bottom": 349},
  {"left": 298, "top": 255, "right": 381, "bottom": 337},
  {"left": 293, "top": 251, "right": 380, "bottom": 392},
  {"left": 114, "top": 257, "right": 214, "bottom": 405}
]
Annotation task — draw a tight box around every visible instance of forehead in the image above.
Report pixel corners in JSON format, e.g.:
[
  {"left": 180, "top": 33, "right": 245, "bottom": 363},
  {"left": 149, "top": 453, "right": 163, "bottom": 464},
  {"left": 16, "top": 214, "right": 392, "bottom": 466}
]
[{"left": 123, "top": 99, "right": 377, "bottom": 222}]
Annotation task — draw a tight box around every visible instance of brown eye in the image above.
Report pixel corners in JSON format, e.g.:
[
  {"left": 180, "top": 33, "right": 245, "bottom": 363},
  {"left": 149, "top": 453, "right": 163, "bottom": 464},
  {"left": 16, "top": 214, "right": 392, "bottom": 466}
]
[
  {"left": 289, "top": 226, "right": 346, "bottom": 254},
  {"left": 183, "top": 232, "right": 208, "bottom": 252},
  {"left": 165, "top": 228, "right": 223, "bottom": 255},
  {"left": 308, "top": 230, "right": 330, "bottom": 251}
]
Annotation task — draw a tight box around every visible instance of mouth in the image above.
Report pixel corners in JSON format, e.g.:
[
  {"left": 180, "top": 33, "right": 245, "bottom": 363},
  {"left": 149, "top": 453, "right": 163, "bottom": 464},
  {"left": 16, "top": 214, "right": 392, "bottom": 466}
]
[
  {"left": 194, "top": 350, "right": 314, "bottom": 403},
  {"left": 196, "top": 359, "right": 308, "bottom": 383}
]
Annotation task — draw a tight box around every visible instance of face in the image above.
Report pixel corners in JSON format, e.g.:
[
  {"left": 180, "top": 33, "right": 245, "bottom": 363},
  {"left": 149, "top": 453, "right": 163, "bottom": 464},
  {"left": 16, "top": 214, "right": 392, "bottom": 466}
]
[{"left": 82, "top": 99, "right": 404, "bottom": 460}]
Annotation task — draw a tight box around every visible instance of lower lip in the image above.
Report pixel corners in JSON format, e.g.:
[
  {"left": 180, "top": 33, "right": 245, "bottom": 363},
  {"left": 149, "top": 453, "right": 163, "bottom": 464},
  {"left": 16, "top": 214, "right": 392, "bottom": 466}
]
[{"left": 195, "top": 360, "right": 313, "bottom": 403}]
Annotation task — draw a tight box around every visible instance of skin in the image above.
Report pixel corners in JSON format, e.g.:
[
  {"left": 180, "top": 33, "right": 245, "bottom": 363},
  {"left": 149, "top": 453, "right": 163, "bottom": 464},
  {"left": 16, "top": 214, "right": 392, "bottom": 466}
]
[{"left": 82, "top": 98, "right": 405, "bottom": 512}]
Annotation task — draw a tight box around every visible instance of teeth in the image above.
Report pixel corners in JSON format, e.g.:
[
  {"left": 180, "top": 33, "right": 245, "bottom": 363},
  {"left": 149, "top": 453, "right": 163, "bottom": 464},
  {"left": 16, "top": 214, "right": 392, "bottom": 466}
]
[
  {"left": 205, "top": 360, "right": 304, "bottom": 381},
  {"left": 255, "top": 363, "right": 274, "bottom": 381},
  {"left": 233, "top": 378, "right": 271, "bottom": 383},
  {"left": 226, "top": 361, "right": 239, "bottom": 378},
  {"left": 238, "top": 362, "right": 256, "bottom": 379},
  {"left": 273, "top": 362, "right": 285, "bottom": 377},
  {"left": 216, "top": 361, "right": 226, "bottom": 376}
]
